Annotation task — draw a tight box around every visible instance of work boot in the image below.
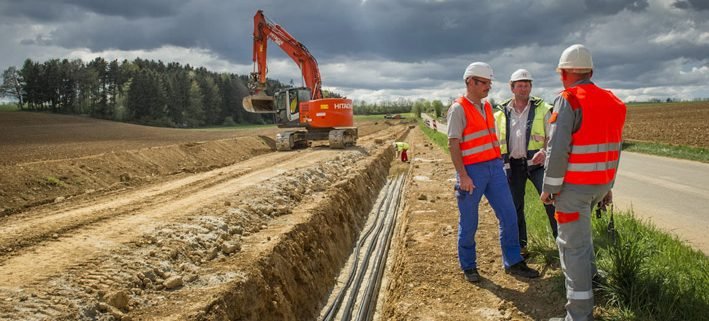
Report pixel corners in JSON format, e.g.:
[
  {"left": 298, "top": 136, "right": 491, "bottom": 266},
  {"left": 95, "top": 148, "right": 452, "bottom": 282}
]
[
  {"left": 463, "top": 268, "right": 480, "bottom": 283},
  {"left": 505, "top": 261, "right": 540, "bottom": 278}
]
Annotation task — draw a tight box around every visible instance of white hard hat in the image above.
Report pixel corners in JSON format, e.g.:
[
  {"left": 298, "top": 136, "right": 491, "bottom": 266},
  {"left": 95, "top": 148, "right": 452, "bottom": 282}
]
[
  {"left": 557, "top": 44, "right": 593, "bottom": 71},
  {"left": 510, "top": 69, "right": 533, "bottom": 82},
  {"left": 463, "top": 62, "right": 494, "bottom": 81}
]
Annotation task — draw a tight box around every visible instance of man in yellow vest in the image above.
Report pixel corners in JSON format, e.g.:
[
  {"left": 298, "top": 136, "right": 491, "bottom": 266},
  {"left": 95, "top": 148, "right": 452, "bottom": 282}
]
[
  {"left": 447, "top": 62, "right": 540, "bottom": 283},
  {"left": 542, "top": 45, "right": 626, "bottom": 321},
  {"left": 494, "top": 69, "right": 558, "bottom": 257}
]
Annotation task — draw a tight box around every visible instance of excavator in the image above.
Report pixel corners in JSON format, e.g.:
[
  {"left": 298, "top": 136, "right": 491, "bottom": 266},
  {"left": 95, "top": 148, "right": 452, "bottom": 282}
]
[{"left": 242, "top": 10, "right": 357, "bottom": 151}]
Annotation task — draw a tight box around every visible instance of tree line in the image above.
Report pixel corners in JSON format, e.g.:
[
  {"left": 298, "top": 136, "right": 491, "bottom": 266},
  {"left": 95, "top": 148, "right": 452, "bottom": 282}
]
[
  {"left": 0, "top": 57, "right": 468, "bottom": 127},
  {"left": 0, "top": 58, "right": 288, "bottom": 127}
]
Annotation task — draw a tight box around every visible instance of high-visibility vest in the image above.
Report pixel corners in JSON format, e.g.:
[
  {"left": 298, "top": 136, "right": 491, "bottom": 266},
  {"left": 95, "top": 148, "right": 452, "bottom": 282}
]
[
  {"left": 562, "top": 84, "right": 626, "bottom": 185},
  {"left": 494, "top": 97, "right": 550, "bottom": 167},
  {"left": 394, "top": 142, "right": 409, "bottom": 151},
  {"left": 456, "top": 97, "right": 501, "bottom": 165}
]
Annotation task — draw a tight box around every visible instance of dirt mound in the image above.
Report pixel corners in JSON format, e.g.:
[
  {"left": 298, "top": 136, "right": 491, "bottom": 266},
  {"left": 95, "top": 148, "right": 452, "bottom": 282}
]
[{"left": 0, "top": 136, "right": 274, "bottom": 215}]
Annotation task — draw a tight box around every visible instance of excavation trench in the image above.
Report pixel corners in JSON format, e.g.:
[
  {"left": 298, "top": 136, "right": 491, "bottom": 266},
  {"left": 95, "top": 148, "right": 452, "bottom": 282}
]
[
  {"left": 132, "top": 143, "right": 397, "bottom": 320},
  {"left": 0, "top": 124, "right": 412, "bottom": 321}
]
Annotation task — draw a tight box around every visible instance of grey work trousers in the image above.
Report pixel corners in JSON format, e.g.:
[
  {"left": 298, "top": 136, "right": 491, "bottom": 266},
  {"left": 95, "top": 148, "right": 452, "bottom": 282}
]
[{"left": 554, "top": 183, "right": 610, "bottom": 321}]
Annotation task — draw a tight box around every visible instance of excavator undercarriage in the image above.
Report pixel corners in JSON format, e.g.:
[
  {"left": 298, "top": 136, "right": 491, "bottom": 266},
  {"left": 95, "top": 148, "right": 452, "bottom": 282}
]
[{"left": 275, "top": 127, "right": 358, "bottom": 151}]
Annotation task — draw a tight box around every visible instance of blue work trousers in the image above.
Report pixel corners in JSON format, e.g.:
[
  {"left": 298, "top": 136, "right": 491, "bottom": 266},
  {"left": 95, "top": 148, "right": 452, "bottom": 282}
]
[{"left": 456, "top": 158, "right": 524, "bottom": 270}]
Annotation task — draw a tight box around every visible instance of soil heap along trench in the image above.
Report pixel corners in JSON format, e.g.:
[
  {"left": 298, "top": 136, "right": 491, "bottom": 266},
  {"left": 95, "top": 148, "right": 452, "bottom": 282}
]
[{"left": 0, "top": 125, "right": 411, "bottom": 321}]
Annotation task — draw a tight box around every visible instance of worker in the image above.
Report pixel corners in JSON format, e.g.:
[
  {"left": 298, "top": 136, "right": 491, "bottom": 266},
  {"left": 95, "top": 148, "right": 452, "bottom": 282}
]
[
  {"left": 393, "top": 142, "right": 410, "bottom": 162},
  {"left": 447, "top": 62, "right": 540, "bottom": 283},
  {"left": 494, "top": 69, "right": 558, "bottom": 257},
  {"left": 541, "top": 44, "right": 626, "bottom": 321}
]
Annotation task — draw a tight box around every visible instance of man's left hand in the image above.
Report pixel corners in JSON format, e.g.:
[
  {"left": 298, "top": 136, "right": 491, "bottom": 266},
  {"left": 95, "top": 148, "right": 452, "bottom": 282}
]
[{"left": 531, "top": 150, "right": 546, "bottom": 165}]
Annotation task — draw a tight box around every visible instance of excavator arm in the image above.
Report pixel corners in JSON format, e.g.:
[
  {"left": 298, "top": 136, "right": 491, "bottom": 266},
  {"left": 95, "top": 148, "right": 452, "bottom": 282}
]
[{"left": 244, "top": 10, "right": 324, "bottom": 112}]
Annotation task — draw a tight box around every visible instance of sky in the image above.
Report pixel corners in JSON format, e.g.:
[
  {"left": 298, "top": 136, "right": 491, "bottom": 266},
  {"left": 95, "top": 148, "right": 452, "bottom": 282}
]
[{"left": 1, "top": 0, "right": 708, "bottom": 104}]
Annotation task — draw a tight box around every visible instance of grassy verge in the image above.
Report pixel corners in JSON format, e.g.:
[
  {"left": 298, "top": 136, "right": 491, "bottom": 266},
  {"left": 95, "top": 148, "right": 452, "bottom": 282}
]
[
  {"left": 418, "top": 120, "right": 449, "bottom": 152},
  {"left": 524, "top": 183, "right": 709, "bottom": 321},
  {"left": 623, "top": 140, "right": 709, "bottom": 163},
  {"left": 419, "top": 126, "right": 709, "bottom": 321}
]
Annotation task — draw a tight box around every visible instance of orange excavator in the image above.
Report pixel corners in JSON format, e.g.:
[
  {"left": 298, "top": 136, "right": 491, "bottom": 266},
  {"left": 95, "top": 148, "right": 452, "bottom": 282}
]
[{"left": 242, "top": 10, "right": 357, "bottom": 151}]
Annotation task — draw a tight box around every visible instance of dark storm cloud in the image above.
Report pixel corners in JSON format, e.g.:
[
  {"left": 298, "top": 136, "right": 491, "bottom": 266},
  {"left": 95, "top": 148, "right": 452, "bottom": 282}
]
[
  {"left": 583, "top": 0, "right": 648, "bottom": 14},
  {"left": 0, "top": 0, "right": 188, "bottom": 21},
  {"left": 673, "top": 0, "right": 709, "bottom": 11},
  {"left": 1, "top": 0, "right": 708, "bottom": 100}
]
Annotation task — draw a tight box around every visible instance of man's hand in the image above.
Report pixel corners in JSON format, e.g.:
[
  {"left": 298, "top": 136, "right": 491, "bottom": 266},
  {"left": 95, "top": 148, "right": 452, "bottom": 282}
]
[
  {"left": 531, "top": 150, "right": 546, "bottom": 165},
  {"left": 540, "top": 191, "right": 555, "bottom": 205},
  {"left": 459, "top": 174, "right": 475, "bottom": 193}
]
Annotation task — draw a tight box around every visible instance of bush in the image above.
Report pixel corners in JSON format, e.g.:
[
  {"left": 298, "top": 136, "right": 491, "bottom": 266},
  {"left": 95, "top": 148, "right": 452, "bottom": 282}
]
[{"left": 222, "top": 116, "right": 236, "bottom": 126}]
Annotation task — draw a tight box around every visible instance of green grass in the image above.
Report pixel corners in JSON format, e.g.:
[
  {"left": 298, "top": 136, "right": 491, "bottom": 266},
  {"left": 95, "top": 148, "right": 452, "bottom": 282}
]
[
  {"left": 419, "top": 127, "right": 709, "bottom": 320},
  {"left": 419, "top": 120, "right": 449, "bottom": 153},
  {"left": 623, "top": 140, "right": 709, "bottom": 163},
  {"left": 524, "top": 183, "right": 709, "bottom": 321},
  {"left": 0, "top": 103, "right": 19, "bottom": 111}
]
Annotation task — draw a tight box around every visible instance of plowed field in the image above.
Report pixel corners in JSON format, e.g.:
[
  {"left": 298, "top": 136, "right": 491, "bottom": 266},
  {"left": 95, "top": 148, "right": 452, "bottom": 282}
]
[{"left": 624, "top": 101, "right": 709, "bottom": 148}]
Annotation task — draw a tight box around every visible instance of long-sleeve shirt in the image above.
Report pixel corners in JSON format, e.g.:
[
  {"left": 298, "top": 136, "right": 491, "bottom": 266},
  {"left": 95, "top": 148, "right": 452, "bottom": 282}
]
[{"left": 542, "top": 79, "right": 588, "bottom": 194}]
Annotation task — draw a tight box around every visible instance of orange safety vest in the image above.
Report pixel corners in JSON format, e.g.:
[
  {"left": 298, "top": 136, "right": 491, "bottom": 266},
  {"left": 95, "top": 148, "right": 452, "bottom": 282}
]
[
  {"left": 562, "top": 84, "right": 626, "bottom": 185},
  {"left": 456, "top": 97, "right": 501, "bottom": 165}
]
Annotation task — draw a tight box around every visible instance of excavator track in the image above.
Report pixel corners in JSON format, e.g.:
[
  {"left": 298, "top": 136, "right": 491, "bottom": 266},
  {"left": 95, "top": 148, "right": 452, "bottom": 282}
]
[
  {"left": 276, "top": 130, "right": 309, "bottom": 151},
  {"left": 328, "top": 128, "right": 358, "bottom": 149}
]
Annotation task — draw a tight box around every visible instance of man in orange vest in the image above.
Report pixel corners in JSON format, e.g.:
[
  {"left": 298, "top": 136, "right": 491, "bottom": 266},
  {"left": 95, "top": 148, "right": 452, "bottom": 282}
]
[
  {"left": 541, "top": 45, "right": 626, "bottom": 321},
  {"left": 447, "top": 62, "right": 540, "bottom": 283}
]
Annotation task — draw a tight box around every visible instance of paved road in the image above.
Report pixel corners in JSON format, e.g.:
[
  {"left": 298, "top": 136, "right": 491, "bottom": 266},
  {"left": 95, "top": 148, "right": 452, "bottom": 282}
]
[{"left": 613, "top": 152, "right": 709, "bottom": 255}]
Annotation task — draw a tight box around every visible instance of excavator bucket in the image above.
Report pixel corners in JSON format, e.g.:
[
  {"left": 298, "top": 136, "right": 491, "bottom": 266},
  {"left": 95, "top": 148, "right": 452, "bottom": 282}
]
[{"left": 242, "top": 93, "right": 276, "bottom": 113}]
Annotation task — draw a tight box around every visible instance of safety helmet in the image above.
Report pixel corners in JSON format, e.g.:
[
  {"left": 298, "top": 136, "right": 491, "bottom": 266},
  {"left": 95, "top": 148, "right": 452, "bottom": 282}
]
[
  {"left": 463, "top": 62, "right": 494, "bottom": 81},
  {"left": 557, "top": 44, "right": 593, "bottom": 71},
  {"left": 510, "top": 69, "right": 533, "bottom": 82}
]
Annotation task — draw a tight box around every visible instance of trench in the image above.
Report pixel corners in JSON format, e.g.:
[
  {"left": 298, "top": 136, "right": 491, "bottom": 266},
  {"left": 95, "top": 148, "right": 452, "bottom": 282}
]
[{"left": 189, "top": 137, "right": 409, "bottom": 321}]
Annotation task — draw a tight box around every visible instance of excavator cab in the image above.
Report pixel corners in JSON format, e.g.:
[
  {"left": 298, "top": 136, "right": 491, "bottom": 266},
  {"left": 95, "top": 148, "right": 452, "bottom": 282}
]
[{"left": 274, "top": 87, "right": 311, "bottom": 127}]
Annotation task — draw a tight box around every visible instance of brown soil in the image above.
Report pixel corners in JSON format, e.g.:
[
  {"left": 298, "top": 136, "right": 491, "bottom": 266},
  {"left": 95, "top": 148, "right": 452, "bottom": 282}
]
[
  {"left": 381, "top": 127, "right": 565, "bottom": 321},
  {"left": 0, "top": 111, "right": 568, "bottom": 321},
  {"left": 624, "top": 102, "right": 709, "bottom": 148}
]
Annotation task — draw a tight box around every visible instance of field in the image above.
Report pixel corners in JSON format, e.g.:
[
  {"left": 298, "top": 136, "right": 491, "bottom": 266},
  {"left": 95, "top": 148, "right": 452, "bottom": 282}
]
[{"left": 624, "top": 101, "right": 709, "bottom": 148}]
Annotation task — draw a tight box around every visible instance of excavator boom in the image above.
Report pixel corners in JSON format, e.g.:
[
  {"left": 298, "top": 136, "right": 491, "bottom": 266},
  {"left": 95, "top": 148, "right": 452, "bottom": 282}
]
[
  {"left": 242, "top": 10, "right": 356, "bottom": 151},
  {"left": 243, "top": 10, "right": 323, "bottom": 112}
]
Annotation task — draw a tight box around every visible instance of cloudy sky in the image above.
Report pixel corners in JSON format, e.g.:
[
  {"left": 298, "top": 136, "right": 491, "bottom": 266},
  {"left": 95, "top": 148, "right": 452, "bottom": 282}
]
[{"left": 1, "top": 0, "right": 707, "bottom": 104}]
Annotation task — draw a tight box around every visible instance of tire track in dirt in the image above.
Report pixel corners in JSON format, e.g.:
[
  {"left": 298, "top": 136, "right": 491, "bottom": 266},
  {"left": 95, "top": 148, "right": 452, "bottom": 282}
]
[
  {"left": 0, "top": 151, "right": 294, "bottom": 255},
  {"left": 0, "top": 149, "right": 338, "bottom": 288}
]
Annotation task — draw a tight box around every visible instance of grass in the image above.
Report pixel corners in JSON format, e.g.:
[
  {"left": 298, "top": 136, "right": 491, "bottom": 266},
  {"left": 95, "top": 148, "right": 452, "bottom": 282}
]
[
  {"left": 623, "top": 140, "right": 709, "bottom": 163},
  {"left": 0, "top": 103, "right": 19, "bottom": 111},
  {"left": 418, "top": 120, "right": 449, "bottom": 153},
  {"left": 419, "top": 126, "right": 709, "bottom": 321},
  {"left": 44, "top": 176, "right": 65, "bottom": 187},
  {"left": 524, "top": 183, "right": 709, "bottom": 321}
]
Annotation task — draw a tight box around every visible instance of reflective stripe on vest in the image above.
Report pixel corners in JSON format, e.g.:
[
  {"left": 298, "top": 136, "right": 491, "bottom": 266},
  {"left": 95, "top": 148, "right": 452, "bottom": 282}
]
[
  {"left": 562, "top": 84, "right": 626, "bottom": 185},
  {"left": 457, "top": 97, "right": 500, "bottom": 165}
]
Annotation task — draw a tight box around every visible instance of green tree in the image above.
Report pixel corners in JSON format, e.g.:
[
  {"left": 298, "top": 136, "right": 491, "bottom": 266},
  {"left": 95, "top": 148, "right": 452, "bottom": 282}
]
[{"left": 0, "top": 66, "right": 25, "bottom": 108}]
